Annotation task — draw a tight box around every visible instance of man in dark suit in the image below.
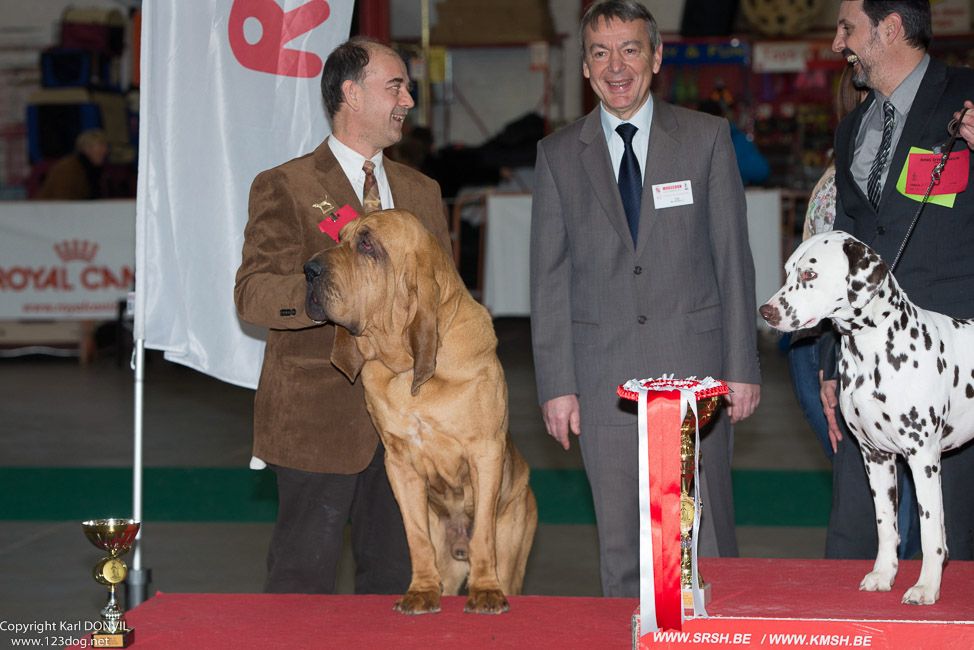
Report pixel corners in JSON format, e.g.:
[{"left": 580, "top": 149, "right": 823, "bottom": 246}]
[
  {"left": 234, "top": 37, "right": 451, "bottom": 594},
  {"left": 529, "top": 0, "right": 761, "bottom": 597},
  {"left": 822, "top": 0, "right": 974, "bottom": 561}
]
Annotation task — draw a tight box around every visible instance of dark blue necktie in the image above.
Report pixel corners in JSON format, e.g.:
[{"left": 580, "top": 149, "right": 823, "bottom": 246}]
[{"left": 616, "top": 123, "right": 641, "bottom": 243}]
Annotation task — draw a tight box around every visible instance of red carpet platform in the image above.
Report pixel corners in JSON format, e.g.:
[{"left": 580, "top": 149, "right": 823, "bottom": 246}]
[
  {"left": 73, "top": 559, "right": 972, "bottom": 649},
  {"left": 638, "top": 558, "right": 974, "bottom": 649}
]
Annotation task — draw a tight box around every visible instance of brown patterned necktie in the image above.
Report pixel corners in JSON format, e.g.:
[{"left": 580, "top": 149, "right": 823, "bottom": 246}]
[{"left": 362, "top": 160, "right": 382, "bottom": 213}]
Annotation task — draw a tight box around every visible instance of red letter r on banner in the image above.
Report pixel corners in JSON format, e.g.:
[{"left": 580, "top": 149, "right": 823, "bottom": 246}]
[{"left": 229, "top": 0, "right": 330, "bottom": 78}]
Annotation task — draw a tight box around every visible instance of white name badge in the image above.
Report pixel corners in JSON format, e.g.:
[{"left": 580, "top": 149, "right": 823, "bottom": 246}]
[{"left": 651, "top": 180, "right": 693, "bottom": 209}]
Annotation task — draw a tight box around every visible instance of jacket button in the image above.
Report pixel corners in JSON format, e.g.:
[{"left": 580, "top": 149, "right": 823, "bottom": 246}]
[
  {"left": 637, "top": 315, "right": 647, "bottom": 324},
  {"left": 876, "top": 226, "right": 886, "bottom": 235},
  {"left": 634, "top": 266, "right": 642, "bottom": 275}
]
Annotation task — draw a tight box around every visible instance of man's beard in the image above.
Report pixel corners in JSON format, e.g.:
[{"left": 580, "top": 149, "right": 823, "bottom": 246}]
[{"left": 844, "top": 49, "right": 873, "bottom": 90}]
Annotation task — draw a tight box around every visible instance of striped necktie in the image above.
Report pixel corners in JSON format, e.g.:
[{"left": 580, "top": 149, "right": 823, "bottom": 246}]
[
  {"left": 362, "top": 160, "right": 382, "bottom": 213},
  {"left": 867, "top": 101, "right": 895, "bottom": 210}
]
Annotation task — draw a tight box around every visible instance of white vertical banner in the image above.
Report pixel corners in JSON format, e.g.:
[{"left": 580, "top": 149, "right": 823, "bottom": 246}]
[{"left": 135, "top": 0, "right": 352, "bottom": 388}]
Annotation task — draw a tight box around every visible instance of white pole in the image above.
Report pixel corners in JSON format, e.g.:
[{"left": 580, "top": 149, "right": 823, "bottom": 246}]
[
  {"left": 132, "top": 338, "right": 144, "bottom": 569},
  {"left": 127, "top": 1, "right": 151, "bottom": 608},
  {"left": 126, "top": 337, "right": 151, "bottom": 607}
]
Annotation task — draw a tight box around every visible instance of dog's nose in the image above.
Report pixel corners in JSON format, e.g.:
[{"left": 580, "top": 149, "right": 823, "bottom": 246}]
[
  {"left": 304, "top": 259, "right": 324, "bottom": 283},
  {"left": 759, "top": 303, "right": 780, "bottom": 326}
]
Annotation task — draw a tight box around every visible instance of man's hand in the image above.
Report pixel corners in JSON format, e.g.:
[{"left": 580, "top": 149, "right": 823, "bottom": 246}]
[
  {"left": 542, "top": 394, "right": 581, "bottom": 451},
  {"left": 724, "top": 382, "right": 760, "bottom": 424},
  {"left": 955, "top": 100, "right": 974, "bottom": 150},
  {"left": 819, "top": 371, "right": 842, "bottom": 453}
]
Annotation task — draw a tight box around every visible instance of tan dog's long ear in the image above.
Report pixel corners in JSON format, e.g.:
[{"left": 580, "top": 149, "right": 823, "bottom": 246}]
[
  {"left": 403, "top": 259, "right": 440, "bottom": 396},
  {"left": 331, "top": 326, "right": 365, "bottom": 383}
]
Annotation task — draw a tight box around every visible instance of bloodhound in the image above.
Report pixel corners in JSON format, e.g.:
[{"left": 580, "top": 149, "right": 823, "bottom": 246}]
[{"left": 304, "top": 209, "right": 537, "bottom": 615}]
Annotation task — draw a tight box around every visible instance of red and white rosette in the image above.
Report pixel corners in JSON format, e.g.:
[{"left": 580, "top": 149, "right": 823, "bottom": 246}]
[{"left": 618, "top": 375, "right": 728, "bottom": 635}]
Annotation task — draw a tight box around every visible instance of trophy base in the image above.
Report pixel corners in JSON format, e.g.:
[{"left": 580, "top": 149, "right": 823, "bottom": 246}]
[
  {"left": 682, "top": 582, "right": 712, "bottom": 608},
  {"left": 91, "top": 629, "right": 135, "bottom": 648}
]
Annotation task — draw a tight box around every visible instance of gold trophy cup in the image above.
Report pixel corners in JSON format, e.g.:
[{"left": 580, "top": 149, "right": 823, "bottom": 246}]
[
  {"left": 83, "top": 518, "right": 140, "bottom": 648},
  {"left": 678, "top": 395, "right": 722, "bottom": 607}
]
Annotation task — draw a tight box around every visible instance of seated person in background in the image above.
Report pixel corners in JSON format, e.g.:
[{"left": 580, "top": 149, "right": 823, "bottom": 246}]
[
  {"left": 698, "top": 99, "right": 769, "bottom": 186},
  {"left": 34, "top": 129, "right": 108, "bottom": 200},
  {"left": 31, "top": 128, "right": 111, "bottom": 364}
]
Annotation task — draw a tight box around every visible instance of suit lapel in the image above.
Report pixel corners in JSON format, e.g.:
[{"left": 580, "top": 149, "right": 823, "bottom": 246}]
[
  {"left": 880, "top": 58, "right": 948, "bottom": 209},
  {"left": 314, "top": 137, "right": 365, "bottom": 219},
  {"left": 579, "top": 108, "right": 635, "bottom": 252},
  {"left": 838, "top": 96, "right": 873, "bottom": 212},
  {"left": 636, "top": 97, "right": 681, "bottom": 256},
  {"left": 384, "top": 161, "right": 411, "bottom": 209}
]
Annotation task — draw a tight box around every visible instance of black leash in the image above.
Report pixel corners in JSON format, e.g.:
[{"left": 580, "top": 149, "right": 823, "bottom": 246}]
[{"left": 890, "top": 107, "right": 969, "bottom": 272}]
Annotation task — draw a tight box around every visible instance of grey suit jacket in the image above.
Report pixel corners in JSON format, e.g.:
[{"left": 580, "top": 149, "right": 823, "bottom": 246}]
[{"left": 530, "top": 97, "right": 761, "bottom": 426}]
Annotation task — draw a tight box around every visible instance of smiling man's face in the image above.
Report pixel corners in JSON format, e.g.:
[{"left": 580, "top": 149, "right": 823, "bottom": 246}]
[{"left": 582, "top": 16, "right": 661, "bottom": 121}]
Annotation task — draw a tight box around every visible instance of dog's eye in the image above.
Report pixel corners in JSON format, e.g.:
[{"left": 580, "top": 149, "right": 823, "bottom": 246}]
[
  {"left": 800, "top": 270, "right": 818, "bottom": 282},
  {"left": 358, "top": 237, "right": 374, "bottom": 255}
]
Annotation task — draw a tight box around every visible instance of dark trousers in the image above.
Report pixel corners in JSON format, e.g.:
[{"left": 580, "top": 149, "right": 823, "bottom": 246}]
[
  {"left": 264, "top": 444, "right": 411, "bottom": 594},
  {"left": 826, "top": 411, "right": 974, "bottom": 562}
]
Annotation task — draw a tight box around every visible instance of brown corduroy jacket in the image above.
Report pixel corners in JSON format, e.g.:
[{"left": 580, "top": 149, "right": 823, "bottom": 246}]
[{"left": 234, "top": 138, "right": 451, "bottom": 474}]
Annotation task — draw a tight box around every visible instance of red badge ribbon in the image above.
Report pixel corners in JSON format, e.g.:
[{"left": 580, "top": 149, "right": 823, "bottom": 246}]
[{"left": 644, "top": 389, "right": 684, "bottom": 632}]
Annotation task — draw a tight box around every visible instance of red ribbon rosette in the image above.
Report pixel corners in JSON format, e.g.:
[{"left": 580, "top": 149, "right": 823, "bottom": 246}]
[{"left": 617, "top": 376, "right": 728, "bottom": 635}]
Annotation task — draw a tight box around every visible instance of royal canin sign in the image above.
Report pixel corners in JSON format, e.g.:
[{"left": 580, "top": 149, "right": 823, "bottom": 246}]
[
  {"left": 0, "top": 240, "right": 133, "bottom": 292},
  {"left": 0, "top": 201, "right": 136, "bottom": 320}
]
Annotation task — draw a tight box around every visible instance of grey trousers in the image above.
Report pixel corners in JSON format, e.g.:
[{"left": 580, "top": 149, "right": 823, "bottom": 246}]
[{"left": 578, "top": 412, "right": 739, "bottom": 597}]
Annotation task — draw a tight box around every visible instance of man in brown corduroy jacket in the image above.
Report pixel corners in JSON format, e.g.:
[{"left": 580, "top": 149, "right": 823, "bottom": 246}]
[{"left": 234, "top": 36, "right": 451, "bottom": 594}]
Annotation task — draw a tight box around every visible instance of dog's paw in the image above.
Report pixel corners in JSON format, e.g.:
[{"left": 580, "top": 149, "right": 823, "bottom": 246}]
[
  {"left": 859, "top": 570, "right": 895, "bottom": 592},
  {"left": 393, "top": 588, "right": 442, "bottom": 615},
  {"left": 902, "top": 583, "right": 939, "bottom": 605},
  {"left": 464, "top": 587, "right": 510, "bottom": 614}
]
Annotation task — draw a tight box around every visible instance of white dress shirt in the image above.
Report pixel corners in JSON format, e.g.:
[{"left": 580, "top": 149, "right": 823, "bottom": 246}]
[
  {"left": 599, "top": 97, "right": 654, "bottom": 185},
  {"left": 327, "top": 135, "right": 395, "bottom": 210}
]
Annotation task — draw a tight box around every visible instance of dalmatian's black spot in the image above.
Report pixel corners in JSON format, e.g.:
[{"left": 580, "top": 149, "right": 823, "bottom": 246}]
[
  {"left": 910, "top": 327, "right": 919, "bottom": 339},
  {"left": 966, "top": 384, "right": 974, "bottom": 399},
  {"left": 886, "top": 340, "right": 907, "bottom": 371},
  {"left": 872, "top": 391, "right": 886, "bottom": 403}
]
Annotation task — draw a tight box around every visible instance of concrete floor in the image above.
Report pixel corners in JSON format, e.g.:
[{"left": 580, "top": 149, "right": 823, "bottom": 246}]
[{"left": 0, "top": 318, "right": 829, "bottom": 643}]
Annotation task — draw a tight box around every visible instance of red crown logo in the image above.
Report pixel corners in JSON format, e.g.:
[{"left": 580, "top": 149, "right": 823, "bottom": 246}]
[{"left": 53, "top": 239, "right": 99, "bottom": 263}]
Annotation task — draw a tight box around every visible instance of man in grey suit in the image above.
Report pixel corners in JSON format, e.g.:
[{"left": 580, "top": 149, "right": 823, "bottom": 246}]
[{"left": 529, "top": 0, "right": 762, "bottom": 598}]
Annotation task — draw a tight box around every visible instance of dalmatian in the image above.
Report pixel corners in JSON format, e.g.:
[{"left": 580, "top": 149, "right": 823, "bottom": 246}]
[{"left": 759, "top": 230, "right": 974, "bottom": 605}]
